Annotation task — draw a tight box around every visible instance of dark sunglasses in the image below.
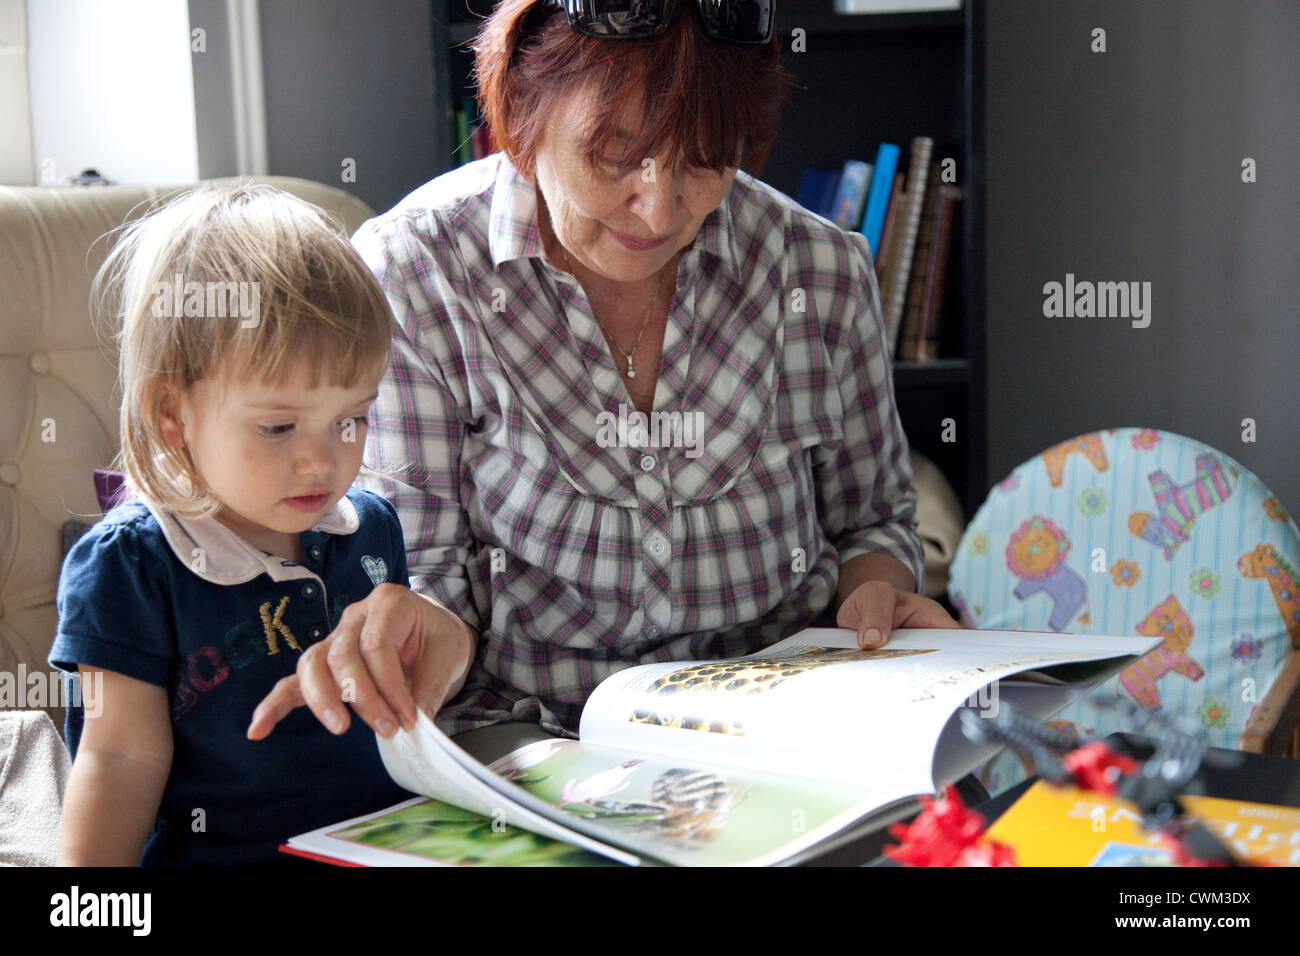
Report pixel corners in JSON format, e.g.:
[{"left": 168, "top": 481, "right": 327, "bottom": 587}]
[{"left": 538, "top": 0, "right": 775, "bottom": 45}]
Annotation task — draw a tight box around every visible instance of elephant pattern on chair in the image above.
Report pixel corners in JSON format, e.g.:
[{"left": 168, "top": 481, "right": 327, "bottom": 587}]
[{"left": 949, "top": 428, "right": 1300, "bottom": 796}]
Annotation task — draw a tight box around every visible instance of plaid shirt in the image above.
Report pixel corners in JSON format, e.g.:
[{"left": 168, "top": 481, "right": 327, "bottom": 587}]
[{"left": 352, "top": 153, "right": 923, "bottom": 737}]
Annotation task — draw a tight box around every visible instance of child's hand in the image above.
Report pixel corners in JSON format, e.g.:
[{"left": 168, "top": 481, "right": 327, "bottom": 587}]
[
  {"left": 247, "top": 583, "right": 477, "bottom": 741},
  {"left": 837, "top": 580, "right": 963, "bottom": 649}
]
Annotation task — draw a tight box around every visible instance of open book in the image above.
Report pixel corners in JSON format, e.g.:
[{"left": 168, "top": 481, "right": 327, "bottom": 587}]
[{"left": 285, "top": 627, "right": 1160, "bottom": 866}]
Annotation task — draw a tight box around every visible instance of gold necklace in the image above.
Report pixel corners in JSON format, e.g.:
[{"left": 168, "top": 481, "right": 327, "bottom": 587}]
[{"left": 557, "top": 243, "right": 666, "bottom": 381}]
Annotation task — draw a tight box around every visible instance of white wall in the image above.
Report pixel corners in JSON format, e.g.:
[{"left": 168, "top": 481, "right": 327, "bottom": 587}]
[
  {"left": 0, "top": 0, "right": 34, "bottom": 183},
  {"left": 27, "top": 0, "right": 199, "bottom": 185}
]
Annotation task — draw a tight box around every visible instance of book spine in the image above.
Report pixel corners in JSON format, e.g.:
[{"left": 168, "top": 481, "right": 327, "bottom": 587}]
[
  {"left": 875, "top": 172, "right": 905, "bottom": 280},
  {"left": 921, "top": 186, "right": 962, "bottom": 360},
  {"left": 899, "top": 163, "right": 942, "bottom": 361},
  {"left": 455, "top": 107, "right": 470, "bottom": 165},
  {"left": 820, "top": 172, "right": 843, "bottom": 218},
  {"left": 861, "top": 142, "right": 900, "bottom": 255},
  {"left": 831, "top": 159, "right": 872, "bottom": 231},
  {"left": 796, "top": 169, "right": 838, "bottom": 219},
  {"left": 881, "top": 136, "right": 933, "bottom": 358}
]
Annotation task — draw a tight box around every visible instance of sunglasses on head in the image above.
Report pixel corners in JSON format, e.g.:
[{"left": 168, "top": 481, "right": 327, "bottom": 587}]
[{"left": 538, "top": 0, "right": 775, "bottom": 45}]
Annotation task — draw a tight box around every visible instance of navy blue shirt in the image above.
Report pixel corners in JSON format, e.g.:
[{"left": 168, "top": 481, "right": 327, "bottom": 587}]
[{"left": 50, "top": 488, "right": 413, "bottom": 865}]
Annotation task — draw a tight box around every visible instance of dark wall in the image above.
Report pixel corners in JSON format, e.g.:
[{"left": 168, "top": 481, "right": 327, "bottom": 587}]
[
  {"left": 259, "top": 0, "right": 442, "bottom": 213},
  {"left": 190, "top": 0, "right": 444, "bottom": 214},
  {"left": 986, "top": 0, "right": 1300, "bottom": 508}
]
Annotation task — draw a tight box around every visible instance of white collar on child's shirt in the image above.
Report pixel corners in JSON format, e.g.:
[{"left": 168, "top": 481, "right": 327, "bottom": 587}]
[{"left": 142, "top": 494, "right": 360, "bottom": 586}]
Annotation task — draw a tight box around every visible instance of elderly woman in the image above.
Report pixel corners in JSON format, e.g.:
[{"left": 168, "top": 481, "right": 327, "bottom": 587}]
[{"left": 249, "top": 0, "right": 959, "bottom": 753}]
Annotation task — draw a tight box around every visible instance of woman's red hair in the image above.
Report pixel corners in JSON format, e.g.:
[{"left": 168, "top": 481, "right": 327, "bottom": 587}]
[{"left": 472, "top": 0, "right": 797, "bottom": 179}]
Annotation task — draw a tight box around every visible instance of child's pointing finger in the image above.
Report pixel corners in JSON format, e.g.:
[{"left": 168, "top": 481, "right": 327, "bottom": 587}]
[{"left": 246, "top": 674, "right": 305, "bottom": 740}]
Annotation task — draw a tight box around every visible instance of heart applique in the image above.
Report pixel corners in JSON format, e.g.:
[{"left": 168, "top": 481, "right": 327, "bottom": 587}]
[{"left": 361, "top": 555, "right": 388, "bottom": 587}]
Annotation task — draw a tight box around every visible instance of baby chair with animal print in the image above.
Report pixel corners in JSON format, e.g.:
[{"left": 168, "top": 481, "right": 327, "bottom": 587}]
[{"left": 948, "top": 428, "right": 1300, "bottom": 796}]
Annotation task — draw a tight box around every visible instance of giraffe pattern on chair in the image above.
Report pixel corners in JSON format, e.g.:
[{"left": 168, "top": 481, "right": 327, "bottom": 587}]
[
  {"left": 1041, "top": 434, "right": 1109, "bottom": 488},
  {"left": 1238, "top": 544, "right": 1300, "bottom": 648}
]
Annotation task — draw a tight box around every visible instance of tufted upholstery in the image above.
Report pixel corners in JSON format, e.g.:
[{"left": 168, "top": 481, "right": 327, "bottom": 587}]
[
  {"left": 0, "top": 178, "right": 375, "bottom": 734},
  {"left": 949, "top": 427, "right": 1300, "bottom": 794}
]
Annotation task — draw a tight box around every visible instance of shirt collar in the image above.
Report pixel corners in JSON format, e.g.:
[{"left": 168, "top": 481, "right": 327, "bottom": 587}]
[
  {"left": 486, "top": 152, "right": 741, "bottom": 280},
  {"left": 143, "top": 494, "right": 360, "bottom": 586}
]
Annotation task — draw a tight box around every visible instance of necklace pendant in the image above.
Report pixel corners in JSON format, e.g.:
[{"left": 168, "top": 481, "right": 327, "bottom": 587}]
[{"left": 626, "top": 357, "right": 636, "bottom": 379}]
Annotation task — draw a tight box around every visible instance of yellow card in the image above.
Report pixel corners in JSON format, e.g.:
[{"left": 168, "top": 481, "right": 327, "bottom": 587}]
[{"left": 984, "top": 781, "right": 1300, "bottom": 866}]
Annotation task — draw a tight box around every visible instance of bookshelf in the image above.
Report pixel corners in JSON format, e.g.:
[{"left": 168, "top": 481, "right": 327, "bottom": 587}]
[{"left": 432, "top": 0, "right": 987, "bottom": 519}]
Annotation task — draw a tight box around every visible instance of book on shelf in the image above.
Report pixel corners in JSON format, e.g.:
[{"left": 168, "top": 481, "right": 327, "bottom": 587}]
[
  {"left": 985, "top": 780, "right": 1300, "bottom": 867},
  {"left": 860, "top": 142, "right": 900, "bottom": 255},
  {"left": 897, "top": 161, "right": 943, "bottom": 361},
  {"left": 897, "top": 165, "right": 962, "bottom": 361},
  {"left": 880, "top": 136, "right": 932, "bottom": 357},
  {"left": 284, "top": 627, "right": 1159, "bottom": 867},
  {"left": 918, "top": 184, "right": 961, "bottom": 360},
  {"left": 455, "top": 105, "right": 471, "bottom": 166},
  {"left": 829, "top": 159, "right": 872, "bottom": 231},
  {"left": 795, "top": 168, "right": 842, "bottom": 220},
  {"left": 455, "top": 98, "right": 498, "bottom": 164},
  {"left": 874, "top": 171, "right": 905, "bottom": 274}
]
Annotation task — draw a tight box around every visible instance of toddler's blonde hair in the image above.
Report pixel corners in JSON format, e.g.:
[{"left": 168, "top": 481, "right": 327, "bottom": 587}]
[{"left": 95, "top": 182, "right": 394, "bottom": 520}]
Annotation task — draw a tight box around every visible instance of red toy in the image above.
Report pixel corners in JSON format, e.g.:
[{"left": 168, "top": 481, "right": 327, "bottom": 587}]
[
  {"left": 1059, "top": 740, "right": 1139, "bottom": 796},
  {"left": 883, "top": 783, "right": 1016, "bottom": 867},
  {"left": 884, "top": 702, "right": 1249, "bottom": 867}
]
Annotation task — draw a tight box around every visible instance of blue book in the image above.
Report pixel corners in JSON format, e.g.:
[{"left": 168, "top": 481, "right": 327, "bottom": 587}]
[
  {"left": 795, "top": 169, "right": 842, "bottom": 219},
  {"left": 860, "top": 142, "right": 900, "bottom": 255},
  {"left": 829, "top": 160, "right": 872, "bottom": 230}
]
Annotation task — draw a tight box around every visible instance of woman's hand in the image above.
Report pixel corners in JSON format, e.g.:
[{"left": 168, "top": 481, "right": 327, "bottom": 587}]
[
  {"left": 837, "top": 579, "right": 963, "bottom": 649},
  {"left": 247, "top": 583, "right": 477, "bottom": 741}
]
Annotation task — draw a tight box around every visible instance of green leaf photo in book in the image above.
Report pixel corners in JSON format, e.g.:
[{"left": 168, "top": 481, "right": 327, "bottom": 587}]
[{"left": 329, "top": 799, "right": 619, "bottom": 867}]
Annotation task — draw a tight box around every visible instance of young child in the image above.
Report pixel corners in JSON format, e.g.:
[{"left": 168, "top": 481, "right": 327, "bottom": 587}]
[{"left": 50, "top": 183, "right": 412, "bottom": 865}]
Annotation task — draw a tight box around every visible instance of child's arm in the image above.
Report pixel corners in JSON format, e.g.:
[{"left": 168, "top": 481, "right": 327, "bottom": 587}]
[{"left": 57, "top": 666, "right": 173, "bottom": 866}]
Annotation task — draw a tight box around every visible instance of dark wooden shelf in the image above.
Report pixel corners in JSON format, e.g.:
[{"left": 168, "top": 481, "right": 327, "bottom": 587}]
[
  {"left": 892, "top": 358, "right": 970, "bottom": 387},
  {"left": 778, "top": 10, "right": 963, "bottom": 34}
]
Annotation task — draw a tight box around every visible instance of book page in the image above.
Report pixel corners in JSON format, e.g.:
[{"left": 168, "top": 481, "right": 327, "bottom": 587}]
[
  {"left": 578, "top": 627, "right": 1157, "bottom": 791},
  {"left": 286, "top": 797, "right": 620, "bottom": 867},
  {"left": 374, "top": 712, "right": 642, "bottom": 865},
  {"left": 372, "top": 712, "right": 917, "bottom": 866},
  {"left": 483, "top": 737, "right": 918, "bottom": 867}
]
